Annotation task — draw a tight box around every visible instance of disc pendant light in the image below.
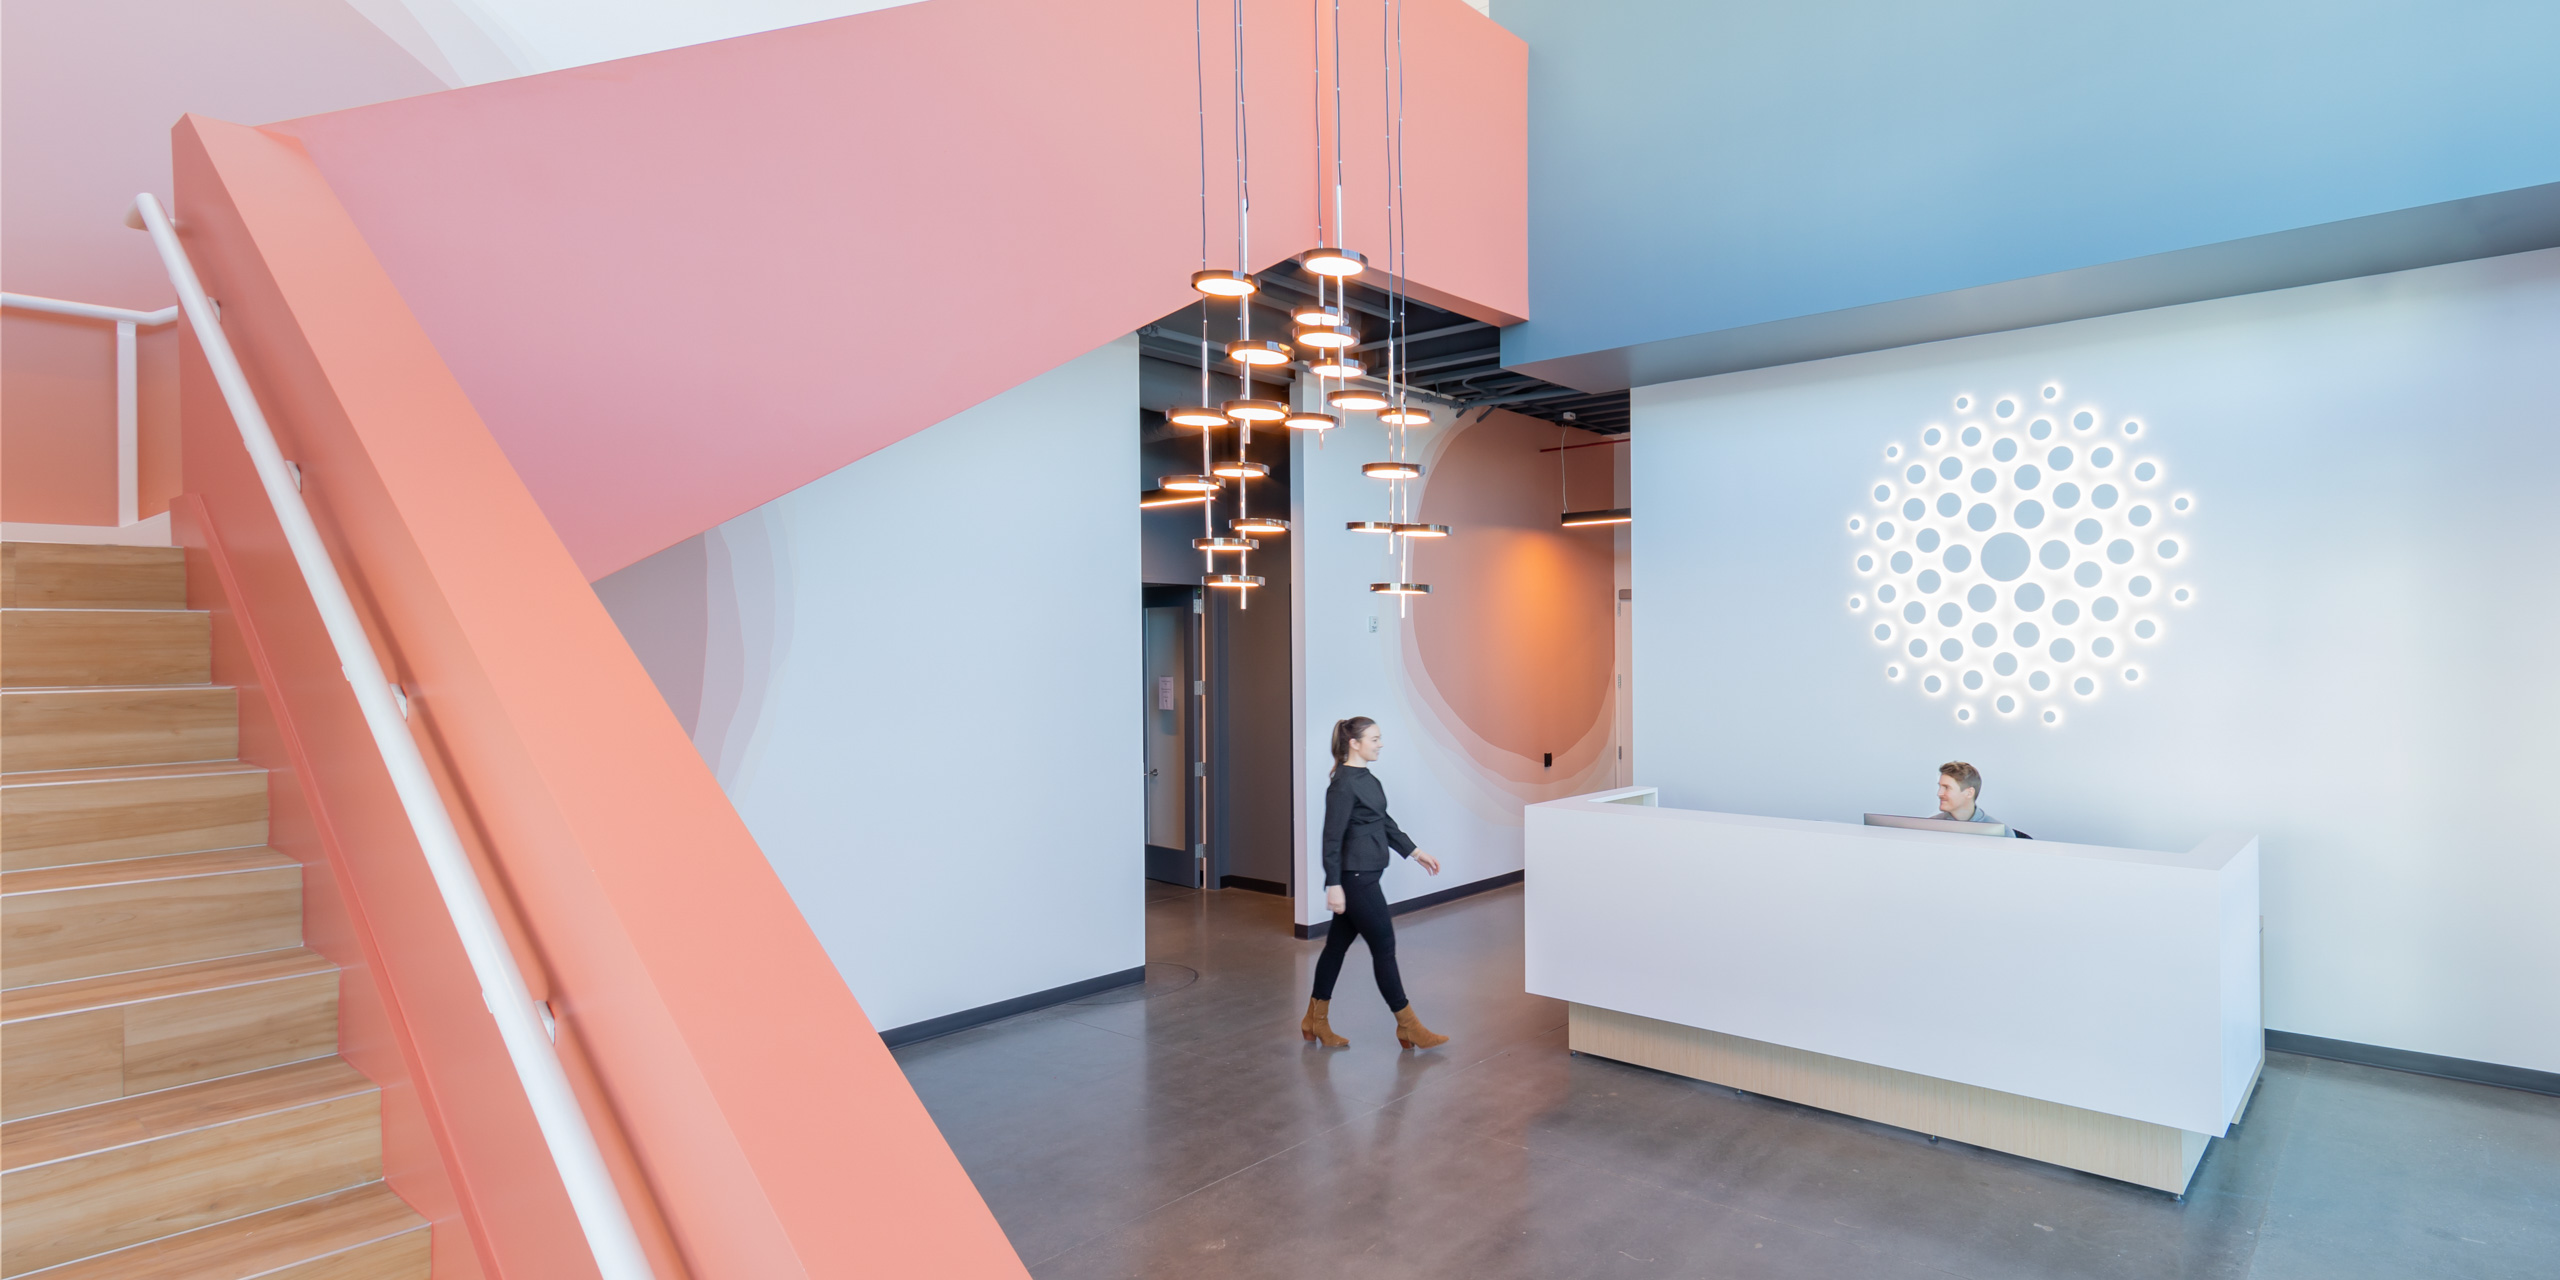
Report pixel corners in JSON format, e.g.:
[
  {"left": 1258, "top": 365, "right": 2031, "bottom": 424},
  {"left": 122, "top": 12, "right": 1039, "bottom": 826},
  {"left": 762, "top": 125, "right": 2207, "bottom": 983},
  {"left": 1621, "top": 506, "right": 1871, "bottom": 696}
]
[
  {"left": 1306, "top": 354, "right": 1364, "bottom": 379},
  {"left": 1227, "top": 338, "right": 1292, "bottom": 367},
  {"left": 1233, "top": 513, "right": 1290, "bottom": 535},
  {"left": 1191, "top": 269, "right": 1258, "bottom": 298},
  {"left": 1301, "top": 246, "right": 1367, "bottom": 277},
  {"left": 1362, "top": 461, "right": 1422, "bottom": 480},
  {"left": 1284, "top": 409, "right": 1339, "bottom": 431},
  {"left": 1168, "top": 404, "right": 1229, "bottom": 429},
  {"left": 1193, "top": 536, "right": 1259, "bottom": 553},
  {"left": 1378, "top": 405, "right": 1431, "bottom": 427},
  {"left": 1223, "top": 398, "right": 1288, "bottom": 422},
  {"left": 1213, "top": 460, "right": 1272, "bottom": 479},
  {"left": 1329, "top": 386, "right": 1390, "bottom": 412}
]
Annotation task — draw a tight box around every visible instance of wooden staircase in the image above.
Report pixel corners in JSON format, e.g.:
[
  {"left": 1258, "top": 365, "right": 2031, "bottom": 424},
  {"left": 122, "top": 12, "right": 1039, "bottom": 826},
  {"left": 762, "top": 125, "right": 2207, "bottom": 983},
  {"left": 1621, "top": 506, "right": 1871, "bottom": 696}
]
[{"left": 1, "top": 542, "right": 431, "bottom": 1277}]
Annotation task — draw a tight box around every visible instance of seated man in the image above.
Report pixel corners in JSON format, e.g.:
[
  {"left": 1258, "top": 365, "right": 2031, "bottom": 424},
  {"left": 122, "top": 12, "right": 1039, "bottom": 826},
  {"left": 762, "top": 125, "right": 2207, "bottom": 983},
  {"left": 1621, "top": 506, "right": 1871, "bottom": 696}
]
[{"left": 1935, "top": 761, "right": 2015, "bottom": 832}]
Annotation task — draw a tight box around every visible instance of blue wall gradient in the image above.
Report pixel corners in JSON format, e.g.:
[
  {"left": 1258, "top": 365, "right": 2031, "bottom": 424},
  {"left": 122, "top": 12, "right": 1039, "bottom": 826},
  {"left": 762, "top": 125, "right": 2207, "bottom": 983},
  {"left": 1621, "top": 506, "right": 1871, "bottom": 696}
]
[{"left": 1493, "top": 0, "right": 2560, "bottom": 368}]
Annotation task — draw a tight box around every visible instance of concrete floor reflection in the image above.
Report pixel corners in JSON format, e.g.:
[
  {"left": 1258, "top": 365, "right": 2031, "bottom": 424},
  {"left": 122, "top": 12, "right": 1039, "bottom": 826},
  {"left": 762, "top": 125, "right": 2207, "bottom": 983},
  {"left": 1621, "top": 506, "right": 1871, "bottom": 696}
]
[{"left": 892, "top": 882, "right": 2560, "bottom": 1279}]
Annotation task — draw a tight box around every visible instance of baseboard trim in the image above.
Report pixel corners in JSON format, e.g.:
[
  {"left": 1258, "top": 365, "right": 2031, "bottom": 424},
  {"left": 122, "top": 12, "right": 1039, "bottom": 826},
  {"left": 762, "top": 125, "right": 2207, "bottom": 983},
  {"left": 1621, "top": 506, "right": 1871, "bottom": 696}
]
[
  {"left": 1293, "top": 869, "right": 1524, "bottom": 939},
  {"left": 1220, "top": 874, "right": 1288, "bottom": 896},
  {"left": 2266, "top": 1030, "right": 2560, "bottom": 1097},
  {"left": 879, "top": 965, "right": 1147, "bottom": 1049}
]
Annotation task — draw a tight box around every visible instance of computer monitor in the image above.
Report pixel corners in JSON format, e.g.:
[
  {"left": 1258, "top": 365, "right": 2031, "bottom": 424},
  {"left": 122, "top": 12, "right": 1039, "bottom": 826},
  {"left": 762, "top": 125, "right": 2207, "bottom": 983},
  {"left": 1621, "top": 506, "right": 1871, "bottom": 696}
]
[{"left": 1864, "top": 813, "right": 2009, "bottom": 838}]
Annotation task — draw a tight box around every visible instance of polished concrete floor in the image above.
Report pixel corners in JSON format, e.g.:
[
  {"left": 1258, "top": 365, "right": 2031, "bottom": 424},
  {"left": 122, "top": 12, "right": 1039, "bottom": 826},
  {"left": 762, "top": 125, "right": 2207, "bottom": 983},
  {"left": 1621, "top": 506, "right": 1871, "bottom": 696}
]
[{"left": 892, "top": 882, "right": 2560, "bottom": 1279}]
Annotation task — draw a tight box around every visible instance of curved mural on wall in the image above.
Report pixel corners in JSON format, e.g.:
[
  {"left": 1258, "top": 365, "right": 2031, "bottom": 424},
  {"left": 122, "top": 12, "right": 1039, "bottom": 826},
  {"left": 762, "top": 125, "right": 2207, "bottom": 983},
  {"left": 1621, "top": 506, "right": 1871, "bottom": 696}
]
[
  {"left": 1400, "top": 408, "right": 1623, "bottom": 806},
  {"left": 1852, "top": 385, "right": 2196, "bottom": 727}
]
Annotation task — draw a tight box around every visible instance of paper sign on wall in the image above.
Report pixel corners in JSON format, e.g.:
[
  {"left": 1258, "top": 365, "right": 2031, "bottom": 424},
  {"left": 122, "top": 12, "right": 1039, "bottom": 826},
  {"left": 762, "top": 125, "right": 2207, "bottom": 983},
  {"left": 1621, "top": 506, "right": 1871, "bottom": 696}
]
[{"left": 1157, "top": 675, "right": 1177, "bottom": 711}]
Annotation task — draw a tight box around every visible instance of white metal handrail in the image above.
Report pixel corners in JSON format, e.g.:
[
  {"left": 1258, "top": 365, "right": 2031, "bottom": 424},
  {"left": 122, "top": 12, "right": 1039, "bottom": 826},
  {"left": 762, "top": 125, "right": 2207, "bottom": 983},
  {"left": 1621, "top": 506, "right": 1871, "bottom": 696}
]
[
  {"left": 127, "top": 193, "right": 655, "bottom": 1280},
  {"left": 0, "top": 292, "right": 179, "bottom": 527}
]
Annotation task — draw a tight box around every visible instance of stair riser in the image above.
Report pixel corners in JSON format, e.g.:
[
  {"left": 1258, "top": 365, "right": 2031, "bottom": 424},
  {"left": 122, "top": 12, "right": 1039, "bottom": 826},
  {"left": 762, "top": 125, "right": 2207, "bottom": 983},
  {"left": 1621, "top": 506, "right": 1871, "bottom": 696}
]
[
  {"left": 2, "top": 866, "right": 300, "bottom": 989},
  {"left": 257, "top": 1227, "right": 432, "bottom": 1280},
  {"left": 3, "top": 972, "right": 338, "bottom": 1121},
  {"left": 2, "top": 610, "right": 212, "bottom": 687},
  {"left": 30, "top": 1183, "right": 429, "bottom": 1280},
  {"left": 0, "top": 545, "right": 186, "bottom": 611},
  {"left": 2, "top": 771, "right": 269, "bottom": 871},
  {"left": 0, "top": 687, "right": 238, "bottom": 772},
  {"left": 0, "top": 1090, "right": 381, "bottom": 1274}
]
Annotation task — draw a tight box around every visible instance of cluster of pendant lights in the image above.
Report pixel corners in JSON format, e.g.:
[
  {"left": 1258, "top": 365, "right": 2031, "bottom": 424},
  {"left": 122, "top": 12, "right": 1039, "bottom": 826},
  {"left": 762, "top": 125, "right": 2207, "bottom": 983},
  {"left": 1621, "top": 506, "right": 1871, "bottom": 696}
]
[{"left": 1154, "top": 0, "right": 1447, "bottom": 609}]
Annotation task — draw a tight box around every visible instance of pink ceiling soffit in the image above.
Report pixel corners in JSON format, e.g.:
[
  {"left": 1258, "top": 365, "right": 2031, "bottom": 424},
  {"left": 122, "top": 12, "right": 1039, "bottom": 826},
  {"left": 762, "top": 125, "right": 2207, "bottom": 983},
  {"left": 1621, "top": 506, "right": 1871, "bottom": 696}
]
[{"left": 268, "top": 0, "right": 1527, "bottom": 579}]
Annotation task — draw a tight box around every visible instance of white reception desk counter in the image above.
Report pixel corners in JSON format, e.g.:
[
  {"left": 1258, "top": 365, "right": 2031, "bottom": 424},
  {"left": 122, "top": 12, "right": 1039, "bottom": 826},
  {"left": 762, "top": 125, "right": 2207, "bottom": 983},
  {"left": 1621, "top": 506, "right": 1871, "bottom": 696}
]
[{"left": 1524, "top": 788, "right": 2261, "bottom": 1194}]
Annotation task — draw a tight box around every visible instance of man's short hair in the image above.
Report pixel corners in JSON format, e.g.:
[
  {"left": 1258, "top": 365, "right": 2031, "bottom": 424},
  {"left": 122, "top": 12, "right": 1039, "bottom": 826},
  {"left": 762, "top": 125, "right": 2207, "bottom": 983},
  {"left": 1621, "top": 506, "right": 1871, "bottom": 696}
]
[{"left": 1940, "top": 761, "right": 1982, "bottom": 797}]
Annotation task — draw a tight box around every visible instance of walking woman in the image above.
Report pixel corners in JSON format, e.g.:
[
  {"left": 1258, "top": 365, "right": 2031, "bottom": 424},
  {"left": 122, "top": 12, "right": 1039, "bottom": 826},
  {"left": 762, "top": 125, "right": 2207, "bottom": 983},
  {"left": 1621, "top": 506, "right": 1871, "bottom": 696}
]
[{"left": 1300, "top": 717, "right": 1451, "bottom": 1051}]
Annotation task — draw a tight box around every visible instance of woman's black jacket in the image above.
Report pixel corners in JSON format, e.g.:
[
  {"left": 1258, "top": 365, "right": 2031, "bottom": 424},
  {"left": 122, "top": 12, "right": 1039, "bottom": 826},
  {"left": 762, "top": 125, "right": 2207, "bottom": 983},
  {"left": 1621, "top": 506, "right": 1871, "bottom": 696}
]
[{"left": 1322, "top": 765, "right": 1417, "bottom": 887}]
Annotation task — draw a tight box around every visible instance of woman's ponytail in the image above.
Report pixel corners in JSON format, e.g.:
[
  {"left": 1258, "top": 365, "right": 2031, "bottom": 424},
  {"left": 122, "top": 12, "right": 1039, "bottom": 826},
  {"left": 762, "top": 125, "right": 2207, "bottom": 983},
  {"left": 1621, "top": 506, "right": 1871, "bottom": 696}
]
[{"left": 1330, "top": 716, "right": 1376, "bottom": 776}]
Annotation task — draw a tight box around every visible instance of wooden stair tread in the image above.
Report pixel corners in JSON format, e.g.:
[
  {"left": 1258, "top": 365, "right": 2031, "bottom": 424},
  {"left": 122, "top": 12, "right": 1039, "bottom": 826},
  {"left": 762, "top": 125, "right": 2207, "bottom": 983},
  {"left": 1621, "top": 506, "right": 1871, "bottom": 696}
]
[
  {"left": 1, "top": 1057, "right": 372, "bottom": 1172},
  {"left": 1, "top": 609, "right": 213, "bottom": 689},
  {"left": 0, "top": 685, "right": 239, "bottom": 772},
  {"left": 3, "top": 948, "right": 331, "bottom": 1023},
  {"left": 0, "top": 682, "right": 223, "bottom": 693},
  {"left": 0, "top": 544, "right": 186, "bottom": 611},
  {"left": 21, "top": 1182, "right": 427, "bottom": 1280},
  {"left": 1, "top": 760, "right": 265, "bottom": 789},
  {"left": 1, "top": 846, "right": 296, "bottom": 897}
]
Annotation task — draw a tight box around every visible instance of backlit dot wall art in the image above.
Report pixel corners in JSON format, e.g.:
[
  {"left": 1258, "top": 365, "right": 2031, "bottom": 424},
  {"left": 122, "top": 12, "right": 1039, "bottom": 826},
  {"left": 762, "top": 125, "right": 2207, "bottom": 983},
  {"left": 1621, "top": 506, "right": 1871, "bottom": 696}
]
[{"left": 1843, "top": 386, "right": 2195, "bottom": 727}]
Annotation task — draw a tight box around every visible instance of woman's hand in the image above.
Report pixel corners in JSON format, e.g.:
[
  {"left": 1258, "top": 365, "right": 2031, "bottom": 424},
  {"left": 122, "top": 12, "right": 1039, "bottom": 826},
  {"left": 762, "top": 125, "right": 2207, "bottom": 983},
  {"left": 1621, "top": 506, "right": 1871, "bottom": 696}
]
[
  {"left": 1326, "top": 886, "right": 1347, "bottom": 914},
  {"left": 1414, "top": 851, "right": 1441, "bottom": 876}
]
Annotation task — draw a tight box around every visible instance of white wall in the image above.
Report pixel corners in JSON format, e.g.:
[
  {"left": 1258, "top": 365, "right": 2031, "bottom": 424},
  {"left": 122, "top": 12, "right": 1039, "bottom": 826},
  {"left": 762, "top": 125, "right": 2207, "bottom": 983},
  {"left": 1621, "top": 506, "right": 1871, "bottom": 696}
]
[
  {"left": 595, "top": 338, "right": 1142, "bottom": 1031},
  {"left": 1289, "top": 399, "right": 1629, "bottom": 928},
  {"left": 1630, "top": 249, "right": 2560, "bottom": 1073}
]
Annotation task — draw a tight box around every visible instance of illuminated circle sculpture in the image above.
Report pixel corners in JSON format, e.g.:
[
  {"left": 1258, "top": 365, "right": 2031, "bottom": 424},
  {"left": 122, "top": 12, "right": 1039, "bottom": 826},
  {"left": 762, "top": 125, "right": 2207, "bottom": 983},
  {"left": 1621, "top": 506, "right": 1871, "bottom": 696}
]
[{"left": 1851, "top": 387, "right": 2195, "bottom": 727}]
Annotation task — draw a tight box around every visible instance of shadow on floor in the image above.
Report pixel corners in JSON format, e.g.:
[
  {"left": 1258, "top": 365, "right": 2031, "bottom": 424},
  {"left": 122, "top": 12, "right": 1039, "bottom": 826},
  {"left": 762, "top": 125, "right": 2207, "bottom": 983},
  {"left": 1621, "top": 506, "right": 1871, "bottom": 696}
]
[{"left": 892, "top": 885, "right": 2560, "bottom": 1279}]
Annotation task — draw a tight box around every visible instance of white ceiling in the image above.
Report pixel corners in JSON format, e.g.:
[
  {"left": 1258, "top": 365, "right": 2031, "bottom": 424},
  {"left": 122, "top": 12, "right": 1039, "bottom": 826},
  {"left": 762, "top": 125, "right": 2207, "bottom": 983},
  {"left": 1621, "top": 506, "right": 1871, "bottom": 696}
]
[{"left": 0, "top": 0, "right": 915, "bottom": 306}]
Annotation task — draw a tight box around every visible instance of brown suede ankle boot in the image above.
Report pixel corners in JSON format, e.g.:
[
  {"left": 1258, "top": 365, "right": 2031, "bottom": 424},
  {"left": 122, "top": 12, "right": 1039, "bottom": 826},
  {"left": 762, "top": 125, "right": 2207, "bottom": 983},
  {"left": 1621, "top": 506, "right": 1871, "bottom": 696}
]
[
  {"left": 1301, "top": 998, "right": 1349, "bottom": 1048},
  {"left": 1394, "top": 1005, "right": 1449, "bottom": 1050}
]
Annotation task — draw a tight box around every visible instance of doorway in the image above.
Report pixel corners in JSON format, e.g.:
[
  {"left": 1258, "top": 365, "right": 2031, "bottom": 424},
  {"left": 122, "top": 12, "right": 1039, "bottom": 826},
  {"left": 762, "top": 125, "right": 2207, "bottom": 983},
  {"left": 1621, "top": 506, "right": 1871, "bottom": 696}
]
[{"left": 1141, "top": 586, "right": 1200, "bottom": 887}]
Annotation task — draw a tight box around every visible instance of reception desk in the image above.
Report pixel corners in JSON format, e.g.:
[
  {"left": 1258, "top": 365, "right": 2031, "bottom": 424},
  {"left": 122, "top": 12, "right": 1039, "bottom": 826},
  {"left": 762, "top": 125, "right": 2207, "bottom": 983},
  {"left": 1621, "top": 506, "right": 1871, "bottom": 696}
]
[{"left": 1524, "top": 788, "right": 2261, "bottom": 1194}]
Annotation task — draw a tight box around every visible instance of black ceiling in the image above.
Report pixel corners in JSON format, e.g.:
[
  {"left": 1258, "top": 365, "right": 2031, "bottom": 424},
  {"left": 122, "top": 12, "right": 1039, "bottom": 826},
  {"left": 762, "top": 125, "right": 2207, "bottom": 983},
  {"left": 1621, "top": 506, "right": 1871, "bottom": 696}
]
[{"left": 1138, "top": 264, "right": 1629, "bottom": 435}]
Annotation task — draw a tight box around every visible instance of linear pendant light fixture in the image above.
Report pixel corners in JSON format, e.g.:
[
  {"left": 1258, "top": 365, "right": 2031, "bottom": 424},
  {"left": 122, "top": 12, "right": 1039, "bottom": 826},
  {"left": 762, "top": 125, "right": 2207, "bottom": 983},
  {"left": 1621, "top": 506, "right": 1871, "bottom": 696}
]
[
  {"left": 1555, "top": 424, "right": 1632, "bottom": 527},
  {"left": 1561, "top": 508, "right": 1632, "bottom": 527}
]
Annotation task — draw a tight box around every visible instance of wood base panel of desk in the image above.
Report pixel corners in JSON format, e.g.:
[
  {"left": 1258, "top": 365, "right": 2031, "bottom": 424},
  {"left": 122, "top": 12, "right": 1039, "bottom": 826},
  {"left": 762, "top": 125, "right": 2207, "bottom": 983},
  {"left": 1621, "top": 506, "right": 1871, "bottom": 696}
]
[{"left": 1568, "top": 1003, "right": 2214, "bottom": 1194}]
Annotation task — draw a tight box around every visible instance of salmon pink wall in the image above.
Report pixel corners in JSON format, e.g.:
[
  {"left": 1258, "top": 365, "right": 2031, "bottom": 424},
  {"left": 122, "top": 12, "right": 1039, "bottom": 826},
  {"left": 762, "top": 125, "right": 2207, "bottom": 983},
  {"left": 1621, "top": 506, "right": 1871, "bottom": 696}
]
[
  {"left": 265, "top": 0, "right": 1524, "bottom": 578},
  {"left": 174, "top": 113, "right": 1026, "bottom": 1277},
  {"left": 0, "top": 314, "right": 177, "bottom": 526},
  {"left": 1410, "top": 410, "right": 1621, "bottom": 784}
]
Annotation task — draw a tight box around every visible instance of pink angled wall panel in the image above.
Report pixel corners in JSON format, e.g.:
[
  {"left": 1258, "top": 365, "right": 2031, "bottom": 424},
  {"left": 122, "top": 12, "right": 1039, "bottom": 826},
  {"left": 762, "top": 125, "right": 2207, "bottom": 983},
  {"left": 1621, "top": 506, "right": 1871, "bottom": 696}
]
[
  {"left": 173, "top": 113, "right": 1026, "bottom": 1278},
  {"left": 266, "top": 0, "right": 1525, "bottom": 578}
]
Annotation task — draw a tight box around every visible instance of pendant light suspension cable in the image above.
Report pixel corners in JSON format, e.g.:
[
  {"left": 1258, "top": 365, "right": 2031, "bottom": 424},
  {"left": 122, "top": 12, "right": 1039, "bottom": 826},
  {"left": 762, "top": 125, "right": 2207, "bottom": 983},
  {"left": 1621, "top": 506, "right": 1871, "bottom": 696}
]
[
  {"left": 1196, "top": 0, "right": 1216, "bottom": 584},
  {"left": 1232, "top": 0, "right": 1253, "bottom": 606}
]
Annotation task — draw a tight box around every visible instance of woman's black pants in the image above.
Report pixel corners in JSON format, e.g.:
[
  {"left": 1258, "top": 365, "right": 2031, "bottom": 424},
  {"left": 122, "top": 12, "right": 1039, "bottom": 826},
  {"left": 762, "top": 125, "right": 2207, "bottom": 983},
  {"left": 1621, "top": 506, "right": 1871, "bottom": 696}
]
[{"left": 1311, "top": 869, "right": 1407, "bottom": 1012}]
